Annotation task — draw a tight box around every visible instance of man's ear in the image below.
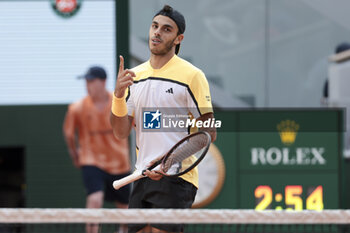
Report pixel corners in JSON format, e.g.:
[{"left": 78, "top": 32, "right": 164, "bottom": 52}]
[{"left": 174, "top": 34, "right": 184, "bottom": 46}]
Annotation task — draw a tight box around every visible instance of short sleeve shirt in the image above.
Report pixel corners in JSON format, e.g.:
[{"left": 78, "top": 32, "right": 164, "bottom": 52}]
[
  {"left": 126, "top": 55, "right": 213, "bottom": 187},
  {"left": 63, "top": 93, "right": 130, "bottom": 174}
]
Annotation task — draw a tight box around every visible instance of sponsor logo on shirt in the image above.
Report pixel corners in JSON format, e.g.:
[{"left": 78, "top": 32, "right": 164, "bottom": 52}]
[{"left": 165, "top": 88, "right": 174, "bottom": 94}]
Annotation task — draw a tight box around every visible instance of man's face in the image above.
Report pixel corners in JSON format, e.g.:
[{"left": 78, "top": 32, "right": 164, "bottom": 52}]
[
  {"left": 86, "top": 78, "right": 105, "bottom": 98},
  {"left": 148, "top": 15, "right": 182, "bottom": 55}
]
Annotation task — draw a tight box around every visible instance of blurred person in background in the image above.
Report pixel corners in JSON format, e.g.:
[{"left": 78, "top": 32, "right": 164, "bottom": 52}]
[
  {"left": 63, "top": 66, "right": 131, "bottom": 233},
  {"left": 322, "top": 42, "right": 350, "bottom": 105},
  {"left": 324, "top": 42, "right": 350, "bottom": 157}
]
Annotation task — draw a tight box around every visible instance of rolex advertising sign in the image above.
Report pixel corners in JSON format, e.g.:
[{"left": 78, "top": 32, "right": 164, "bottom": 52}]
[
  {"left": 238, "top": 110, "right": 341, "bottom": 171},
  {"left": 235, "top": 110, "right": 343, "bottom": 210},
  {"left": 250, "top": 120, "right": 326, "bottom": 167}
]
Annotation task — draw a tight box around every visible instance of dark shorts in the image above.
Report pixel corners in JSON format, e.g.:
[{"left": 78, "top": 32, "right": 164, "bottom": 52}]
[
  {"left": 128, "top": 176, "right": 197, "bottom": 233},
  {"left": 81, "top": 166, "right": 131, "bottom": 204}
]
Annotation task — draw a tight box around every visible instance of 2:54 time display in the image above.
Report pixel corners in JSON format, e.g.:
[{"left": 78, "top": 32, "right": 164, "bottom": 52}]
[{"left": 255, "top": 185, "right": 323, "bottom": 210}]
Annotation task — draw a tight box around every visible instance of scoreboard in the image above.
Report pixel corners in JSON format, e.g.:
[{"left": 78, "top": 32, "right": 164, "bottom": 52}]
[
  {"left": 205, "top": 109, "right": 344, "bottom": 210},
  {"left": 237, "top": 110, "right": 343, "bottom": 210}
]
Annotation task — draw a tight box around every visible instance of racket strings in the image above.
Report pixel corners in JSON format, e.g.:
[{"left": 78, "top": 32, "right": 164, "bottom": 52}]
[{"left": 162, "top": 133, "right": 210, "bottom": 172}]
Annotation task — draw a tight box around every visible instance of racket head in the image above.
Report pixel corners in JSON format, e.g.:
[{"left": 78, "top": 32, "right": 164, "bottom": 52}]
[{"left": 159, "top": 131, "right": 211, "bottom": 177}]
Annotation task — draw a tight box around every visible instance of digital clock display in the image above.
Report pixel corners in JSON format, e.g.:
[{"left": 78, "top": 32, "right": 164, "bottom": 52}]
[
  {"left": 255, "top": 185, "right": 323, "bottom": 210},
  {"left": 236, "top": 112, "right": 342, "bottom": 210},
  {"left": 239, "top": 173, "right": 339, "bottom": 210}
]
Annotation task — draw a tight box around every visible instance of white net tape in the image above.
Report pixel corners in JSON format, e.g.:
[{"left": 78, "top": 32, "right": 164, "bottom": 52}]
[{"left": 0, "top": 209, "right": 350, "bottom": 224}]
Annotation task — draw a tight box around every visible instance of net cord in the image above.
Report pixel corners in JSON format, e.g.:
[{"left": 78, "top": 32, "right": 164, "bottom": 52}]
[{"left": 0, "top": 209, "right": 350, "bottom": 224}]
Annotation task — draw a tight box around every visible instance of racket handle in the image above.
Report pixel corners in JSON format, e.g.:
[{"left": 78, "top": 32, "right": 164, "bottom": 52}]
[{"left": 113, "top": 170, "right": 144, "bottom": 190}]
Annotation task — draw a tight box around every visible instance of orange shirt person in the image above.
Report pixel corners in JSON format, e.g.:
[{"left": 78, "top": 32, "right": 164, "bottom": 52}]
[{"left": 63, "top": 66, "right": 131, "bottom": 233}]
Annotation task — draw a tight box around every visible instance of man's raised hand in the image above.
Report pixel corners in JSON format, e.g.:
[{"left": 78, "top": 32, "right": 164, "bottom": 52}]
[{"left": 114, "top": 55, "right": 136, "bottom": 98}]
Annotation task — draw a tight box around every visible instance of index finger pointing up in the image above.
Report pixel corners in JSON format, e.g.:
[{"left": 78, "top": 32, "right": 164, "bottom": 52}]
[{"left": 119, "top": 55, "right": 124, "bottom": 73}]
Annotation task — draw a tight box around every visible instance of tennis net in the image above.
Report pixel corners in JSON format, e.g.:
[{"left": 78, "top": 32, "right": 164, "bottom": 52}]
[{"left": 1, "top": 208, "right": 350, "bottom": 233}]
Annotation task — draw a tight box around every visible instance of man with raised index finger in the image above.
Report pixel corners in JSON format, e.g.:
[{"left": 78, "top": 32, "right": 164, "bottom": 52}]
[{"left": 110, "top": 5, "right": 216, "bottom": 233}]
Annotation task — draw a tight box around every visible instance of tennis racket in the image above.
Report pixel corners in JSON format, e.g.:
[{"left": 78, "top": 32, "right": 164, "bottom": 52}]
[{"left": 113, "top": 131, "right": 211, "bottom": 190}]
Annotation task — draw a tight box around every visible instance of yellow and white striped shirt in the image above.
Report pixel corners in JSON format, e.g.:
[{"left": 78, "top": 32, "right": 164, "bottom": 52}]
[{"left": 127, "top": 55, "right": 213, "bottom": 187}]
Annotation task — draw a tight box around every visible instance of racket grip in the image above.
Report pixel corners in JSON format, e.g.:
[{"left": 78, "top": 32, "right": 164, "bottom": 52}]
[{"left": 113, "top": 170, "right": 143, "bottom": 190}]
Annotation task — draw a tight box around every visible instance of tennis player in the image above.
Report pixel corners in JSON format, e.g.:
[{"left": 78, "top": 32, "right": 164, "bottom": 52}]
[
  {"left": 110, "top": 5, "right": 216, "bottom": 233},
  {"left": 63, "top": 66, "right": 131, "bottom": 233}
]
